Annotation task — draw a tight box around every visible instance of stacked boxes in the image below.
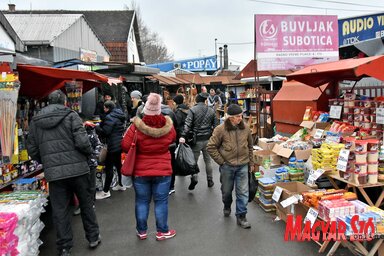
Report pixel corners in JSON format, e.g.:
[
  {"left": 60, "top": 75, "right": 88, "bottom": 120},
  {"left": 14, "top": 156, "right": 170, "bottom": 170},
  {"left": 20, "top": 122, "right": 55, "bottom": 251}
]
[
  {"left": 311, "top": 143, "right": 344, "bottom": 171},
  {"left": 258, "top": 177, "right": 276, "bottom": 212}
]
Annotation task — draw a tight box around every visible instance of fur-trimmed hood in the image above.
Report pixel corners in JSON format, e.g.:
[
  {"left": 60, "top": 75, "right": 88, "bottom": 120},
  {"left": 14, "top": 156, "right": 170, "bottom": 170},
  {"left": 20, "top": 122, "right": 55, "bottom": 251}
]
[
  {"left": 133, "top": 116, "right": 173, "bottom": 138},
  {"left": 224, "top": 118, "right": 245, "bottom": 131}
]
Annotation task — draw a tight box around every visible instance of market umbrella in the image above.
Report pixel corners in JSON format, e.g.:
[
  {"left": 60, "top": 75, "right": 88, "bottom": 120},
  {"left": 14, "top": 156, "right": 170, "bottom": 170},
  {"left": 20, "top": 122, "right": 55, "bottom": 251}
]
[
  {"left": 17, "top": 64, "right": 109, "bottom": 99},
  {"left": 286, "top": 55, "right": 384, "bottom": 88}
]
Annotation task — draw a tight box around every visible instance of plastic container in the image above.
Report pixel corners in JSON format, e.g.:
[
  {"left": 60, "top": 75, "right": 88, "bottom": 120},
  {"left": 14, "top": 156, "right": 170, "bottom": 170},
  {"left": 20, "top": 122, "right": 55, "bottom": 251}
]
[
  {"left": 368, "top": 152, "right": 379, "bottom": 162},
  {"left": 355, "top": 140, "right": 368, "bottom": 153},
  {"left": 367, "top": 139, "right": 379, "bottom": 152},
  {"left": 353, "top": 107, "right": 361, "bottom": 114},
  {"left": 354, "top": 114, "right": 363, "bottom": 121},
  {"left": 358, "top": 174, "right": 368, "bottom": 185},
  {"left": 288, "top": 157, "right": 296, "bottom": 169},
  {"left": 343, "top": 137, "right": 356, "bottom": 151},
  {"left": 368, "top": 162, "right": 378, "bottom": 173},
  {"left": 296, "top": 159, "right": 304, "bottom": 170},
  {"left": 355, "top": 163, "right": 367, "bottom": 175},
  {"left": 368, "top": 172, "right": 378, "bottom": 184},
  {"left": 275, "top": 168, "right": 289, "bottom": 182},
  {"left": 355, "top": 152, "right": 367, "bottom": 163}
]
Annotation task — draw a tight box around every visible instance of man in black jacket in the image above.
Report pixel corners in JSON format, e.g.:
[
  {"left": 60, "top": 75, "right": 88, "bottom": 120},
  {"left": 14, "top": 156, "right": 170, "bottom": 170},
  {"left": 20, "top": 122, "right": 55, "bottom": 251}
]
[
  {"left": 27, "top": 90, "right": 100, "bottom": 256},
  {"left": 180, "top": 93, "right": 219, "bottom": 190}
]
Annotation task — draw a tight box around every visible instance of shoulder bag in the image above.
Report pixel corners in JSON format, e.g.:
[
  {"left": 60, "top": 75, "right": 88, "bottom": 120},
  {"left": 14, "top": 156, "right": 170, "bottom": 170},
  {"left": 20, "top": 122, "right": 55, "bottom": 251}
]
[{"left": 121, "top": 128, "right": 137, "bottom": 176}]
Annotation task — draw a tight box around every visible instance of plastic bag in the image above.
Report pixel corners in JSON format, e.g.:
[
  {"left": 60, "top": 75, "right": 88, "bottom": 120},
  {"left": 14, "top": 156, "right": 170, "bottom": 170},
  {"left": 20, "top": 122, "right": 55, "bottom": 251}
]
[
  {"left": 248, "top": 171, "right": 258, "bottom": 202},
  {"left": 174, "top": 144, "right": 199, "bottom": 176}
]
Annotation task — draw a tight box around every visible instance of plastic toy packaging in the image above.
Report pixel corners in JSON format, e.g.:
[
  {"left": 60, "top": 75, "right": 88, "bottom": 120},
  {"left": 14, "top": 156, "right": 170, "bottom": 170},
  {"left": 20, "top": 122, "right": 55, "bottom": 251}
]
[
  {"left": 303, "top": 106, "right": 313, "bottom": 121},
  {"left": 317, "top": 113, "right": 329, "bottom": 122}
]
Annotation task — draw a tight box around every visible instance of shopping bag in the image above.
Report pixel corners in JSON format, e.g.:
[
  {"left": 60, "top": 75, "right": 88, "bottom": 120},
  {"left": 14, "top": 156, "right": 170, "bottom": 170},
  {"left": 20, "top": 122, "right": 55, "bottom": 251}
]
[
  {"left": 248, "top": 171, "right": 258, "bottom": 202},
  {"left": 174, "top": 143, "right": 199, "bottom": 176},
  {"left": 121, "top": 129, "right": 137, "bottom": 176},
  {"left": 98, "top": 145, "right": 108, "bottom": 164}
]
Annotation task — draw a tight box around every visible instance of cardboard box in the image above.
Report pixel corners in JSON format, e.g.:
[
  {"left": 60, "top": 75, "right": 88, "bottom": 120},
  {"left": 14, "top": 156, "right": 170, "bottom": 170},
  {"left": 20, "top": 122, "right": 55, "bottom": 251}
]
[
  {"left": 259, "top": 165, "right": 286, "bottom": 178},
  {"left": 253, "top": 150, "right": 281, "bottom": 166},
  {"left": 258, "top": 138, "right": 282, "bottom": 151},
  {"left": 276, "top": 202, "right": 308, "bottom": 223},
  {"left": 300, "top": 121, "right": 330, "bottom": 130},
  {"left": 272, "top": 144, "right": 312, "bottom": 161},
  {"left": 275, "top": 181, "right": 313, "bottom": 202}
]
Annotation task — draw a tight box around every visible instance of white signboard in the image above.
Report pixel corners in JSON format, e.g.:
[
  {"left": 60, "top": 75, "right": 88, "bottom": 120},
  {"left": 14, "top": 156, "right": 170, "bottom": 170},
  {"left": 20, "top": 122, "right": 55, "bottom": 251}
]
[
  {"left": 336, "top": 149, "right": 350, "bottom": 172},
  {"left": 377, "top": 108, "right": 384, "bottom": 125},
  {"left": 329, "top": 105, "right": 342, "bottom": 119},
  {"left": 304, "top": 207, "right": 318, "bottom": 227},
  {"left": 307, "top": 169, "right": 325, "bottom": 186},
  {"left": 313, "top": 129, "right": 324, "bottom": 139},
  {"left": 272, "top": 186, "right": 283, "bottom": 202},
  {"left": 281, "top": 195, "right": 299, "bottom": 208}
]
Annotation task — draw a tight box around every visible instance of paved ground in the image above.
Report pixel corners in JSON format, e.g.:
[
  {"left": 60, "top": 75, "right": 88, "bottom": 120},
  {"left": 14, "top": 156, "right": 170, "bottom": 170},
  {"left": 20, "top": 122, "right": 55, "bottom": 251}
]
[{"left": 39, "top": 160, "right": 351, "bottom": 256}]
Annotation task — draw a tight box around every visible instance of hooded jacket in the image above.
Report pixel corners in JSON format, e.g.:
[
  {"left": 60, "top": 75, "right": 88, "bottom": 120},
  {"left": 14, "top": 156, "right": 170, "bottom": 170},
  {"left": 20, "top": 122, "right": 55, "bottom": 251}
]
[
  {"left": 174, "top": 104, "right": 189, "bottom": 138},
  {"left": 98, "top": 108, "right": 126, "bottom": 153},
  {"left": 207, "top": 118, "right": 254, "bottom": 166},
  {"left": 26, "top": 104, "right": 92, "bottom": 182},
  {"left": 121, "top": 116, "right": 176, "bottom": 176}
]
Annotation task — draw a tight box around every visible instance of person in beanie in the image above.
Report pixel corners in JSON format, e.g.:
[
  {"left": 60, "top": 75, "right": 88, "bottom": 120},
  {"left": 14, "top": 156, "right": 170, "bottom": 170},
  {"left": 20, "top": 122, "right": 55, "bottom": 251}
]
[
  {"left": 95, "top": 100, "right": 126, "bottom": 199},
  {"left": 130, "top": 90, "right": 143, "bottom": 118},
  {"left": 206, "top": 104, "right": 254, "bottom": 229},
  {"left": 27, "top": 90, "right": 100, "bottom": 255},
  {"left": 179, "top": 92, "right": 219, "bottom": 190},
  {"left": 122, "top": 93, "right": 177, "bottom": 241}
]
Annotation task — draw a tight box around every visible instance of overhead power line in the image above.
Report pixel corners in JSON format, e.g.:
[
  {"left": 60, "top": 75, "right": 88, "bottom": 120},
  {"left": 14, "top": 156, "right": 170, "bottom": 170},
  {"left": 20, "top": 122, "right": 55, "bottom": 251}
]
[
  {"left": 249, "top": 0, "right": 379, "bottom": 12},
  {"left": 309, "top": 0, "right": 384, "bottom": 9}
]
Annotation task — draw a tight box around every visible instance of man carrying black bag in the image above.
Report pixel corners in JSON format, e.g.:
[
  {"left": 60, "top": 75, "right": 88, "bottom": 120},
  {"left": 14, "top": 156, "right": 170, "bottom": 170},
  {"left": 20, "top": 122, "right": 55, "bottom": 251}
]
[
  {"left": 179, "top": 92, "right": 218, "bottom": 190},
  {"left": 206, "top": 104, "right": 254, "bottom": 229}
]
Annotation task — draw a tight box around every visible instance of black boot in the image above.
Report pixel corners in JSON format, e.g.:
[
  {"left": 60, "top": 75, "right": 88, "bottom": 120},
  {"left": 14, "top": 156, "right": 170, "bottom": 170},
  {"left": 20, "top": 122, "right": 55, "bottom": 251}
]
[
  {"left": 236, "top": 214, "right": 251, "bottom": 229},
  {"left": 188, "top": 177, "right": 198, "bottom": 190}
]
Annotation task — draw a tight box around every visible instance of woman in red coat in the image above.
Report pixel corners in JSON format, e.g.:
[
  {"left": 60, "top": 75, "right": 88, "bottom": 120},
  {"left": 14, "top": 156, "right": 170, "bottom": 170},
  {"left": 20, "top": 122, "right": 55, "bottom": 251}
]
[{"left": 122, "top": 93, "right": 176, "bottom": 241}]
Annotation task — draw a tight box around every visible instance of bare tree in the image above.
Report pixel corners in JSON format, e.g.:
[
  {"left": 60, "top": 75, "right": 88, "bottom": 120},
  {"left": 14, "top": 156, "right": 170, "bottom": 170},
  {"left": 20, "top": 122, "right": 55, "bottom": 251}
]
[{"left": 126, "top": 2, "right": 174, "bottom": 64}]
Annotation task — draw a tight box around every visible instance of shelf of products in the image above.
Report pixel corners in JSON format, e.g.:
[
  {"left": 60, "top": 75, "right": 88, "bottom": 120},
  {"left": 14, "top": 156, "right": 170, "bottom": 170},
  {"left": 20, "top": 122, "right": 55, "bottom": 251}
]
[{"left": 0, "top": 165, "right": 42, "bottom": 191}]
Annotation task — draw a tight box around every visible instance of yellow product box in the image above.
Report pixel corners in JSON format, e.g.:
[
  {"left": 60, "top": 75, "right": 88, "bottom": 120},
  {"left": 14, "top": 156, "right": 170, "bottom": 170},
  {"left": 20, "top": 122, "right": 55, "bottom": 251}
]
[{"left": 19, "top": 150, "right": 29, "bottom": 161}]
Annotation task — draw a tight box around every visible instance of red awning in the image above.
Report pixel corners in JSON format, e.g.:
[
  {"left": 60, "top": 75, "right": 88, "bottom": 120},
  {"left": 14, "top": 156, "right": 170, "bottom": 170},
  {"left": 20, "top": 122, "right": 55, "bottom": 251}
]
[
  {"left": 286, "top": 55, "right": 384, "bottom": 88},
  {"left": 17, "top": 64, "right": 109, "bottom": 99}
]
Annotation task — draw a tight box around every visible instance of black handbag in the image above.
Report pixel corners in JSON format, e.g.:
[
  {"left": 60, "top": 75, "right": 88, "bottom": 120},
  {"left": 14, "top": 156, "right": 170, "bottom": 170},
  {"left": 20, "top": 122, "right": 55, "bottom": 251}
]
[{"left": 248, "top": 171, "right": 258, "bottom": 202}]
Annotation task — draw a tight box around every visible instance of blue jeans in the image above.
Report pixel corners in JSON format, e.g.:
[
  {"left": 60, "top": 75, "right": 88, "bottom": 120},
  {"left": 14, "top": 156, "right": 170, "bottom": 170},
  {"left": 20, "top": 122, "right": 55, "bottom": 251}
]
[
  {"left": 219, "top": 163, "right": 249, "bottom": 216},
  {"left": 133, "top": 176, "right": 171, "bottom": 233},
  {"left": 191, "top": 140, "right": 213, "bottom": 181}
]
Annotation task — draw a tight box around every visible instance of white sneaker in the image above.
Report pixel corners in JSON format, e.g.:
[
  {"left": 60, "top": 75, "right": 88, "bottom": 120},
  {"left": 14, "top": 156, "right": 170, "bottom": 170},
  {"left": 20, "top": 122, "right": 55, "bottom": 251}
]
[
  {"left": 112, "top": 185, "right": 127, "bottom": 191},
  {"left": 95, "top": 191, "right": 111, "bottom": 200}
]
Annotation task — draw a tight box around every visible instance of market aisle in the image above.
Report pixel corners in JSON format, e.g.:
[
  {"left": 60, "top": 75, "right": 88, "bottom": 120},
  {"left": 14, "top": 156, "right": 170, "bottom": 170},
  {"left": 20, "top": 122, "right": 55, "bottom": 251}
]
[{"left": 39, "top": 160, "right": 349, "bottom": 256}]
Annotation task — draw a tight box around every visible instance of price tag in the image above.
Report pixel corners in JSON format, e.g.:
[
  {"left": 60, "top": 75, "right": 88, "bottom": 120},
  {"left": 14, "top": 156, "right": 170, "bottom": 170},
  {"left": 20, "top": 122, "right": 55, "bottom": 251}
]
[
  {"left": 304, "top": 207, "right": 318, "bottom": 227},
  {"left": 313, "top": 129, "right": 324, "bottom": 139},
  {"left": 336, "top": 149, "right": 350, "bottom": 172},
  {"left": 272, "top": 186, "right": 283, "bottom": 202},
  {"left": 377, "top": 108, "right": 384, "bottom": 125},
  {"left": 307, "top": 169, "right": 325, "bottom": 186},
  {"left": 329, "top": 105, "right": 342, "bottom": 119},
  {"left": 280, "top": 195, "right": 299, "bottom": 208}
]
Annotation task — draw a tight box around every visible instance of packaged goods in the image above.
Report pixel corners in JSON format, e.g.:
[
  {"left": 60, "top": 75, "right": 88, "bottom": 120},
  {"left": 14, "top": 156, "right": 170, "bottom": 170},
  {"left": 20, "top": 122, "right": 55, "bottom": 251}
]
[
  {"left": 275, "top": 168, "right": 289, "bottom": 182},
  {"left": 355, "top": 140, "right": 368, "bottom": 152},
  {"left": 368, "top": 151, "right": 379, "bottom": 162},
  {"left": 343, "top": 137, "right": 356, "bottom": 150},
  {"left": 367, "top": 139, "right": 379, "bottom": 152},
  {"left": 368, "top": 172, "right": 378, "bottom": 184},
  {"left": 355, "top": 163, "right": 367, "bottom": 175},
  {"left": 358, "top": 174, "right": 368, "bottom": 185},
  {"left": 355, "top": 153, "right": 367, "bottom": 164},
  {"left": 367, "top": 162, "right": 378, "bottom": 173}
]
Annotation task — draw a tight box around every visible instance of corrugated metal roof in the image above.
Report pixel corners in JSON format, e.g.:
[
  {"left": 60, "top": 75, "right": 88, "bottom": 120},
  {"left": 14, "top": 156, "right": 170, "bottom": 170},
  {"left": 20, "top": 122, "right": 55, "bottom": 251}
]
[
  {"left": 4, "top": 14, "right": 82, "bottom": 43},
  {"left": 147, "top": 75, "right": 191, "bottom": 86}
]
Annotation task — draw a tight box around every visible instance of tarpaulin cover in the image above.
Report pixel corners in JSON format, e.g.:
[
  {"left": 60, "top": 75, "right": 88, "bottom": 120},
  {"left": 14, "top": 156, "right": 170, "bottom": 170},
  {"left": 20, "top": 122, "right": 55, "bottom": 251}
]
[
  {"left": 17, "top": 64, "right": 108, "bottom": 99},
  {"left": 286, "top": 55, "right": 384, "bottom": 87}
]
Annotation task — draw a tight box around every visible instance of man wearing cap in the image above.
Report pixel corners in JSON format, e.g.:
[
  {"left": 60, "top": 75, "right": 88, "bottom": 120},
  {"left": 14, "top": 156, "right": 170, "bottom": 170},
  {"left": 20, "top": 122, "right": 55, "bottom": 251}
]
[
  {"left": 179, "top": 92, "right": 219, "bottom": 190},
  {"left": 206, "top": 104, "right": 254, "bottom": 229},
  {"left": 130, "top": 90, "right": 143, "bottom": 119}
]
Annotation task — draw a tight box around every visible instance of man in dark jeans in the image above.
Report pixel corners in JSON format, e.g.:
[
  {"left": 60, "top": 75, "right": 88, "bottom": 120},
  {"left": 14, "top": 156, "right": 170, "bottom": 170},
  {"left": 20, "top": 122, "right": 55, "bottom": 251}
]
[
  {"left": 27, "top": 90, "right": 100, "bottom": 256},
  {"left": 179, "top": 92, "right": 219, "bottom": 190}
]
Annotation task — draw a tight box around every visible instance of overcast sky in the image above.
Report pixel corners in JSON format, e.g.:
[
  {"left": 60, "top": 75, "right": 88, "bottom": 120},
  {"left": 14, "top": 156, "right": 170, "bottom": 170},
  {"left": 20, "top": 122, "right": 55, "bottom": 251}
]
[{"left": 5, "top": 0, "right": 384, "bottom": 68}]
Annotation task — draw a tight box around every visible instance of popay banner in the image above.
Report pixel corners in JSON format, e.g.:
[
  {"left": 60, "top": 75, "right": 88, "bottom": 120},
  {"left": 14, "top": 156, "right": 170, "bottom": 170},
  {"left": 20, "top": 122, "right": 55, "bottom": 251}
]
[{"left": 255, "top": 14, "right": 339, "bottom": 71}]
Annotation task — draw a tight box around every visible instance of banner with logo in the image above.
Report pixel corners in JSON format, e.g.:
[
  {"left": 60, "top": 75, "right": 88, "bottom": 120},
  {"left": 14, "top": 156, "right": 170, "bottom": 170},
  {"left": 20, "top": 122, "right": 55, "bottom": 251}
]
[
  {"left": 339, "top": 13, "right": 384, "bottom": 47},
  {"left": 255, "top": 14, "right": 339, "bottom": 71},
  {"left": 147, "top": 55, "right": 218, "bottom": 72}
]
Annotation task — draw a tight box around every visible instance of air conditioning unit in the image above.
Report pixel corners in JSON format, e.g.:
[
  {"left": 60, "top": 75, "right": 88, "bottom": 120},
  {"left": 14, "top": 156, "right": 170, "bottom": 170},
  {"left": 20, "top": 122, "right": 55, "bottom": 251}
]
[{"left": 173, "top": 63, "right": 181, "bottom": 69}]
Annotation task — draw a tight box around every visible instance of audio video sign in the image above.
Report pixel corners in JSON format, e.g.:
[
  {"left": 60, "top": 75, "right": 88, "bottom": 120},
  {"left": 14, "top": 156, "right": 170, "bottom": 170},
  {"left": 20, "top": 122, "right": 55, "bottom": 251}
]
[
  {"left": 339, "top": 13, "right": 384, "bottom": 47},
  {"left": 255, "top": 14, "right": 339, "bottom": 71}
]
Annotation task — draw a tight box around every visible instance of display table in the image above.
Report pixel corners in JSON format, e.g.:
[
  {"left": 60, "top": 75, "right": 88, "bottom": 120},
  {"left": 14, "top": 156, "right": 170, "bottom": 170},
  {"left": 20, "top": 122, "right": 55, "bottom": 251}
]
[
  {"left": 327, "top": 239, "right": 383, "bottom": 256},
  {"left": 326, "top": 174, "right": 384, "bottom": 207}
]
